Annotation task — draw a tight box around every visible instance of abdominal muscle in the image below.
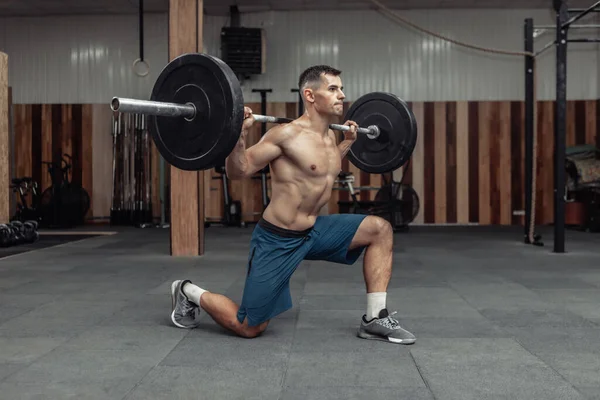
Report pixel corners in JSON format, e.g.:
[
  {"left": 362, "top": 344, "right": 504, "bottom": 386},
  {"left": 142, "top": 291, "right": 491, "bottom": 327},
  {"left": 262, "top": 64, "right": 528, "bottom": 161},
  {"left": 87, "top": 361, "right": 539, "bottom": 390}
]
[{"left": 261, "top": 158, "right": 337, "bottom": 231}]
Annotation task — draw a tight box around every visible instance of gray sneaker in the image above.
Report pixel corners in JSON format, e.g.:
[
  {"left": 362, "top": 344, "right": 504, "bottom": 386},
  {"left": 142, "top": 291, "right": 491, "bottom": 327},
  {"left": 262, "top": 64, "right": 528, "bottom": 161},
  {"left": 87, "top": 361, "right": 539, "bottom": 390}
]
[
  {"left": 357, "top": 309, "right": 416, "bottom": 344},
  {"left": 170, "top": 280, "right": 202, "bottom": 329}
]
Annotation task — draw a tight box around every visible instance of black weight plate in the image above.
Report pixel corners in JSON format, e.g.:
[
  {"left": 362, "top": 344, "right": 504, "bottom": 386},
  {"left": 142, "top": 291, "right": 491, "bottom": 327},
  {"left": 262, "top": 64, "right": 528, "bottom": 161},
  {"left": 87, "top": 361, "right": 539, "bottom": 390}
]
[
  {"left": 208, "top": 56, "right": 246, "bottom": 166},
  {"left": 344, "top": 92, "right": 417, "bottom": 174},
  {"left": 149, "top": 53, "right": 244, "bottom": 171}
]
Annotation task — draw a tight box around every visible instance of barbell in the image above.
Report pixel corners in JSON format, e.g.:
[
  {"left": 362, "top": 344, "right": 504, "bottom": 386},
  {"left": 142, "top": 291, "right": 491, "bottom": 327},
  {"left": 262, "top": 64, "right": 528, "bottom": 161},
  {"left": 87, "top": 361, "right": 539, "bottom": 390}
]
[
  {"left": 111, "top": 98, "right": 381, "bottom": 139},
  {"left": 110, "top": 52, "right": 418, "bottom": 174}
]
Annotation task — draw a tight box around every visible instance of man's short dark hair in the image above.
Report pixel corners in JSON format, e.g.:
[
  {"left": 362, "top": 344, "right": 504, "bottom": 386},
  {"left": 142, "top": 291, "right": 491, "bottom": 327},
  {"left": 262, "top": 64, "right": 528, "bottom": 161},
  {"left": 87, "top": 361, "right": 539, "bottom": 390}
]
[{"left": 298, "top": 65, "right": 342, "bottom": 91}]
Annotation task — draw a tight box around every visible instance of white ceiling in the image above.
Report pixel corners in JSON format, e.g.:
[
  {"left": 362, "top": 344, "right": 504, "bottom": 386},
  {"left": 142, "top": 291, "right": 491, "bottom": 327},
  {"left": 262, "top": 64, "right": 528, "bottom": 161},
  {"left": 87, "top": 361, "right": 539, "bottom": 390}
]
[{"left": 0, "top": 0, "right": 597, "bottom": 17}]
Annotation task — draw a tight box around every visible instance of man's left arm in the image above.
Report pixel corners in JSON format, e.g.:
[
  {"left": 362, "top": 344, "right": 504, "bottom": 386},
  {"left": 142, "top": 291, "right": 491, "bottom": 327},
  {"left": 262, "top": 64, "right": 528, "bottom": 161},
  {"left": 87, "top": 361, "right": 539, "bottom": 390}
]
[{"left": 338, "top": 139, "right": 355, "bottom": 159}]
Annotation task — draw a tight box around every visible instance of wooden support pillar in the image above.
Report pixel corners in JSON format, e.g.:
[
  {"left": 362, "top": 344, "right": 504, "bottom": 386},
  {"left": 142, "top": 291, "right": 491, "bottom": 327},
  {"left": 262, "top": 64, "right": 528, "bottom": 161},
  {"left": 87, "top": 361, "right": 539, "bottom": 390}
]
[
  {"left": 168, "top": 0, "right": 205, "bottom": 256},
  {"left": 0, "top": 52, "right": 9, "bottom": 224}
]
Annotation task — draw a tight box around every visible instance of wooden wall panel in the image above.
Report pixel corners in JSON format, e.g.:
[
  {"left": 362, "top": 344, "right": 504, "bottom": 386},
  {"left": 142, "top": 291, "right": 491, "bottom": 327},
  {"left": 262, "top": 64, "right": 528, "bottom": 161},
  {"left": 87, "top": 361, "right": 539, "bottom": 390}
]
[
  {"left": 7, "top": 87, "right": 13, "bottom": 219},
  {"left": 468, "top": 101, "right": 480, "bottom": 223},
  {"left": 585, "top": 100, "right": 596, "bottom": 145},
  {"left": 9, "top": 99, "right": 599, "bottom": 227},
  {"left": 567, "top": 101, "right": 577, "bottom": 147},
  {"left": 410, "top": 102, "right": 425, "bottom": 224},
  {"left": 574, "top": 101, "right": 586, "bottom": 146},
  {"left": 151, "top": 143, "right": 161, "bottom": 221},
  {"left": 81, "top": 105, "right": 93, "bottom": 219},
  {"left": 499, "top": 102, "right": 512, "bottom": 225},
  {"left": 478, "top": 102, "right": 491, "bottom": 225},
  {"left": 0, "top": 53, "right": 7, "bottom": 224},
  {"left": 538, "top": 101, "right": 555, "bottom": 225},
  {"left": 597, "top": 101, "right": 600, "bottom": 150},
  {"left": 91, "top": 104, "right": 113, "bottom": 220},
  {"left": 423, "top": 102, "right": 436, "bottom": 223},
  {"left": 455, "top": 101, "right": 469, "bottom": 224},
  {"left": 510, "top": 101, "right": 524, "bottom": 226},
  {"left": 41, "top": 105, "right": 53, "bottom": 191},
  {"left": 434, "top": 102, "right": 447, "bottom": 223},
  {"left": 71, "top": 105, "right": 82, "bottom": 185},
  {"left": 488, "top": 102, "right": 500, "bottom": 225},
  {"left": 446, "top": 102, "right": 457, "bottom": 224},
  {"left": 31, "top": 105, "right": 42, "bottom": 190},
  {"left": 61, "top": 105, "right": 73, "bottom": 172},
  {"left": 14, "top": 105, "right": 32, "bottom": 182}
]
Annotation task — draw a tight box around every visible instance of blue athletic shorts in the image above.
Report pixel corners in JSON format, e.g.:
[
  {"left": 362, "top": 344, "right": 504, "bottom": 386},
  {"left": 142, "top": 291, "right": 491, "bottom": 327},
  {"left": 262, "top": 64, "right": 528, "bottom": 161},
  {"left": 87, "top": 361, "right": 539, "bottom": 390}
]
[{"left": 236, "top": 213, "right": 368, "bottom": 327}]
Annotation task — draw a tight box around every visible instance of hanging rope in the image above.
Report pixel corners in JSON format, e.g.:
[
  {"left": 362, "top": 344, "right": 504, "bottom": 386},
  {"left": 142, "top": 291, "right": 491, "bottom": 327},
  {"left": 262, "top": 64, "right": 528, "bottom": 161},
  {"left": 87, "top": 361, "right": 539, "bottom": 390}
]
[{"left": 367, "top": 0, "right": 534, "bottom": 57}]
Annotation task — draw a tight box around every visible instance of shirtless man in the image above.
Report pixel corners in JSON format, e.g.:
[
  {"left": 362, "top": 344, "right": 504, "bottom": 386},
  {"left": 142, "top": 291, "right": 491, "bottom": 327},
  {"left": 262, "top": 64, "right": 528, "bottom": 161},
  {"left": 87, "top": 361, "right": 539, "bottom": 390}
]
[{"left": 169, "top": 65, "right": 416, "bottom": 345}]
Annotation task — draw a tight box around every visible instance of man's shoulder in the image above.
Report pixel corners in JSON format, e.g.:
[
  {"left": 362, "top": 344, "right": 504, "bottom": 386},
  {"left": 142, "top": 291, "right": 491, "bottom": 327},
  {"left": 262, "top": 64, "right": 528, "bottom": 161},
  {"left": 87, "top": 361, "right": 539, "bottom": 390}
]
[{"left": 265, "top": 121, "right": 303, "bottom": 143}]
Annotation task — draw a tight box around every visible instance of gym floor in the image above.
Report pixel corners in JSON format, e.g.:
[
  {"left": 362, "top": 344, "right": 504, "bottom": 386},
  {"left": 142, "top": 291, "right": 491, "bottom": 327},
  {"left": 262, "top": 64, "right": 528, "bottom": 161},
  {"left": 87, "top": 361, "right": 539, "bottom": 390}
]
[{"left": 0, "top": 225, "right": 599, "bottom": 400}]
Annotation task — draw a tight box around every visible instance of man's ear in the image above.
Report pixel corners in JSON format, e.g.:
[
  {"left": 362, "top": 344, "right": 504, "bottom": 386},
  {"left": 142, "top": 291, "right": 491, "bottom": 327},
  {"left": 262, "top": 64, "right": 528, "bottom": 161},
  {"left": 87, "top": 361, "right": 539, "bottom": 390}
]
[{"left": 303, "top": 88, "right": 315, "bottom": 104}]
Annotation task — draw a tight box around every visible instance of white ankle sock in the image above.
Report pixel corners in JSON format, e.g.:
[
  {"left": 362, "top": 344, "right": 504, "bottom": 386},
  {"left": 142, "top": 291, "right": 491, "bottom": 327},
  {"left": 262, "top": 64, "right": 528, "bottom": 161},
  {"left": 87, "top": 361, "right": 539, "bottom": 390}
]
[
  {"left": 366, "top": 292, "right": 387, "bottom": 320},
  {"left": 182, "top": 282, "right": 207, "bottom": 307}
]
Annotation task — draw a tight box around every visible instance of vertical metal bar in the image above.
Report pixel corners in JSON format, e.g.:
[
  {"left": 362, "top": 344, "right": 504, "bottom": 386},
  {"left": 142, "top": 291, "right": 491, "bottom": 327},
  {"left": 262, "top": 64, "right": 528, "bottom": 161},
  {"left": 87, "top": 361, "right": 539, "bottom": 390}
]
[
  {"left": 139, "top": 0, "right": 144, "bottom": 61},
  {"left": 555, "top": 3, "right": 569, "bottom": 253},
  {"left": 524, "top": 18, "right": 534, "bottom": 243}
]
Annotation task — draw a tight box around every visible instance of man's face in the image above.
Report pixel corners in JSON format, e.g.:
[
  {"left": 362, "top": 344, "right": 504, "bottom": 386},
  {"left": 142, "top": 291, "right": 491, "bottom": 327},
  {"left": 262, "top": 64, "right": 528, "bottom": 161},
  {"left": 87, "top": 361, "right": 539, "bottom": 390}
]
[{"left": 307, "top": 73, "right": 345, "bottom": 116}]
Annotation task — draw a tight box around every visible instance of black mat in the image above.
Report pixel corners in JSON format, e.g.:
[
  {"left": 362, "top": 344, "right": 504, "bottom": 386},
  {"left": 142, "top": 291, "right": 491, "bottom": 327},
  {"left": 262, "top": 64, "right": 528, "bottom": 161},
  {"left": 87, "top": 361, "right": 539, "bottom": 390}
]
[
  {"left": 0, "top": 226, "right": 599, "bottom": 399},
  {"left": 0, "top": 234, "right": 102, "bottom": 259}
]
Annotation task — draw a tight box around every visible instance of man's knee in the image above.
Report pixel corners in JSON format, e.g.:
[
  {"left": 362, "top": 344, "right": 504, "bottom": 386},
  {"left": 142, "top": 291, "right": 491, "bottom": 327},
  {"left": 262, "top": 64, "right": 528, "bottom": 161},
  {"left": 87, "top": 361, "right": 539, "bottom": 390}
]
[
  {"left": 367, "top": 215, "right": 393, "bottom": 237},
  {"left": 239, "top": 320, "right": 269, "bottom": 338}
]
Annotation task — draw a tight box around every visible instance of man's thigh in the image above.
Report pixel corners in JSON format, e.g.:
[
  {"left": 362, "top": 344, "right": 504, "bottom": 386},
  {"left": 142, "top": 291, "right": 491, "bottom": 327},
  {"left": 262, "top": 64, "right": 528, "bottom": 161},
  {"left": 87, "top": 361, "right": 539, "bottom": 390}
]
[
  {"left": 305, "top": 213, "right": 369, "bottom": 265},
  {"left": 238, "top": 229, "right": 309, "bottom": 326}
]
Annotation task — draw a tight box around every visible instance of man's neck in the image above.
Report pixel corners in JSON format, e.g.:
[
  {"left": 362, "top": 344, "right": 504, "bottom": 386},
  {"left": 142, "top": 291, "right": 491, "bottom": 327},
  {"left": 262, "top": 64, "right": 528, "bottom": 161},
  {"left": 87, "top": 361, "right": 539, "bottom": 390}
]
[{"left": 301, "top": 111, "right": 335, "bottom": 138}]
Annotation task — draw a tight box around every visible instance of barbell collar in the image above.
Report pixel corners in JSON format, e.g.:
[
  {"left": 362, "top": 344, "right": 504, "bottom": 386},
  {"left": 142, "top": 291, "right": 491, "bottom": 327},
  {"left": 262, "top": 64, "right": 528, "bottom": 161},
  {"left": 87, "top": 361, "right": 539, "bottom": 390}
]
[
  {"left": 330, "top": 123, "right": 380, "bottom": 139},
  {"left": 111, "top": 97, "right": 196, "bottom": 120}
]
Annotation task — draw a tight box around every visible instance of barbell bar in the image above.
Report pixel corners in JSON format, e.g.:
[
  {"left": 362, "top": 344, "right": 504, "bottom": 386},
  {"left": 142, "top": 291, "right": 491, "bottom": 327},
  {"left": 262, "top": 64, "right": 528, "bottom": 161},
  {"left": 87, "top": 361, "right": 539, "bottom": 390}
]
[
  {"left": 110, "top": 97, "right": 381, "bottom": 140},
  {"left": 109, "top": 52, "right": 418, "bottom": 173}
]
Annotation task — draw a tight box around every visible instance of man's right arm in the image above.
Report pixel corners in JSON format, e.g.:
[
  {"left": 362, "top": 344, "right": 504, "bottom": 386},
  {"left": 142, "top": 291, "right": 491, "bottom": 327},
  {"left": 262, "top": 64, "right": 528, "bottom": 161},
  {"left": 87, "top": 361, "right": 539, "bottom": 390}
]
[{"left": 225, "top": 125, "right": 285, "bottom": 179}]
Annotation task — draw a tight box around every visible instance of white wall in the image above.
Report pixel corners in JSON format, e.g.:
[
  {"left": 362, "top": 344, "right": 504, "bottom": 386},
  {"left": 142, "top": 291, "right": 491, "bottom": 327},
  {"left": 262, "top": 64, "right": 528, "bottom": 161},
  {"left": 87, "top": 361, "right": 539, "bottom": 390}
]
[{"left": 0, "top": 9, "right": 598, "bottom": 104}]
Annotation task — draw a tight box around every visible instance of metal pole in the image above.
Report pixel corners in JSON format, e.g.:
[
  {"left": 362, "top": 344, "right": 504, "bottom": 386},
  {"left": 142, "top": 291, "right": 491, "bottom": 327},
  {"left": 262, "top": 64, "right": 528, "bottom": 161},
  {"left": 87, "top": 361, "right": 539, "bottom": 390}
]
[
  {"left": 111, "top": 97, "right": 196, "bottom": 119},
  {"left": 568, "top": 7, "right": 600, "bottom": 12},
  {"left": 555, "top": 3, "right": 569, "bottom": 253},
  {"left": 567, "top": 38, "right": 600, "bottom": 42},
  {"left": 563, "top": 0, "right": 600, "bottom": 29},
  {"left": 139, "top": 0, "right": 144, "bottom": 62},
  {"left": 524, "top": 18, "right": 535, "bottom": 243},
  {"left": 534, "top": 23, "right": 600, "bottom": 28}
]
